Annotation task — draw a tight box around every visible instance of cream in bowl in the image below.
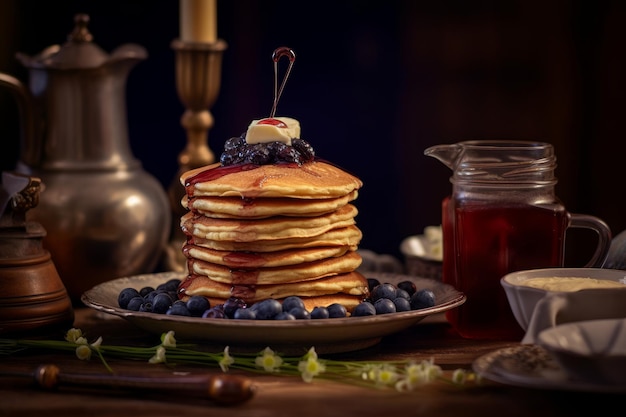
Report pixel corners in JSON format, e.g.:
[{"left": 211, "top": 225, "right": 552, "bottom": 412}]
[
  {"left": 518, "top": 276, "right": 626, "bottom": 291},
  {"left": 501, "top": 268, "right": 626, "bottom": 333}
]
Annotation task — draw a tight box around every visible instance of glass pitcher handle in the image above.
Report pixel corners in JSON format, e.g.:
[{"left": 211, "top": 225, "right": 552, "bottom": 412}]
[{"left": 569, "top": 213, "right": 612, "bottom": 267}]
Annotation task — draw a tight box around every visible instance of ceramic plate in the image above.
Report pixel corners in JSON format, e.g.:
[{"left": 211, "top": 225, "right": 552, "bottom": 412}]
[
  {"left": 472, "top": 344, "right": 626, "bottom": 393},
  {"left": 81, "top": 271, "right": 465, "bottom": 354}
]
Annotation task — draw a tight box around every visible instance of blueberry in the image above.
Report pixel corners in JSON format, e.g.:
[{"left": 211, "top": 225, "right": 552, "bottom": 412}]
[
  {"left": 233, "top": 308, "right": 256, "bottom": 320},
  {"left": 327, "top": 303, "right": 347, "bottom": 318},
  {"left": 118, "top": 288, "right": 141, "bottom": 309},
  {"left": 253, "top": 299, "right": 282, "bottom": 320},
  {"left": 396, "top": 288, "right": 410, "bottom": 301},
  {"left": 276, "top": 145, "right": 299, "bottom": 163},
  {"left": 151, "top": 292, "right": 173, "bottom": 314},
  {"left": 351, "top": 302, "right": 376, "bottom": 317},
  {"left": 410, "top": 289, "right": 436, "bottom": 310},
  {"left": 291, "top": 139, "right": 315, "bottom": 162},
  {"left": 398, "top": 280, "right": 417, "bottom": 296},
  {"left": 282, "top": 296, "right": 305, "bottom": 312},
  {"left": 223, "top": 297, "right": 247, "bottom": 318},
  {"left": 186, "top": 295, "right": 210, "bottom": 316},
  {"left": 374, "top": 298, "right": 396, "bottom": 314},
  {"left": 139, "top": 286, "right": 155, "bottom": 297},
  {"left": 371, "top": 283, "right": 397, "bottom": 302},
  {"left": 289, "top": 307, "right": 311, "bottom": 319},
  {"left": 224, "top": 135, "right": 245, "bottom": 151},
  {"left": 139, "top": 302, "right": 153, "bottom": 313},
  {"left": 166, "top": 303, "right": 191, "bottom": 316},
  {"left": 310, "top": 306, "right": 330, "bottom": 319},
  {"left": 393, "top": 297, "right": 412, "bottom": 312},
  {"left": 126, "top": 296, "right": 144, "bottom": 311},
  {"left": 202, "top": 305, "right": 226, "bottom": 319},
  {"left": 158, "top": 278, "right": 181, "bottom": 293},
  {"left": 143, "top": 290, "right": 161, "bottom": 304},
  {"left": 275, "top": 312, "right": 296, "bottom": 320},
  {"left": 367, "top": 278, "right": 381, "bottom": 292}
]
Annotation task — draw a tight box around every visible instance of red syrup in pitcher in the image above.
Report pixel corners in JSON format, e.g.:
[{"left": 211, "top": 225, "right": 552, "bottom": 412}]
[{"left": 442, "top": 197, "right": 569, "bottom": 340}]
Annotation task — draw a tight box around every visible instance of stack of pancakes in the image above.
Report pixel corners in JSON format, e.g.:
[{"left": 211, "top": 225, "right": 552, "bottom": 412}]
[{"left": 178, "top": 160, "right": 370, "bottom": 312}]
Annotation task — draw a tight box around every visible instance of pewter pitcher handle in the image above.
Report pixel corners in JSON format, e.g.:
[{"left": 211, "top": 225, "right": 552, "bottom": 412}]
[{"left": 0, "top": 72, "right": 40, "bottom": 169}]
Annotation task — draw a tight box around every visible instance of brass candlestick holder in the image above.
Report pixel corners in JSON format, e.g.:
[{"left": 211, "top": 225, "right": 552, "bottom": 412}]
[{"left": 164, "top": 39, "right": 228, "bottom": 272}]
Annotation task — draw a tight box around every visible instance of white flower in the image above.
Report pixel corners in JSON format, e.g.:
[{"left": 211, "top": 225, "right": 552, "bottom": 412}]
[
  {"left": 65, "top": 328, "right": 83, "bottom": 343},
  {"left": 75, "top": 344, "right": 92, "bottom": 361},
  {"left": 297, "top": 347, "right": 326, "bottom": 383},
  {"left": 395, "top": 359, "right": 442, "bottom": 391},
  {"left": 161, "top": 331, "right": 176, "bottom": 348},
  {"left": 219, "top": 346, "right": 235, "bottom": 372},
  {"left": 452, "top": 369, "right": 467, "bottom": 384},
  {"left": 149, "top": 346, "right": 167, "bottom": 364},
  {"left": 255, "top": 347, "right": 283, "bottom": 372},
  {"left": 373, "top": 364, "right": 399, "bottom": 387},
  {"left": 90, "top": 336, "right": 103, "bottom": 350}
]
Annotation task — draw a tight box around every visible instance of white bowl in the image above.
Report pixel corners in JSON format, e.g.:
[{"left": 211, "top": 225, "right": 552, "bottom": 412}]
[
  {"left": 399, "top": 234, "right": 442, "bottom": 280},
  {"left": 537, "top": 318, "right": 626, "bottom": 385},
  {"left": 500, "top": 268, "right": 626, "bottom": 333}
]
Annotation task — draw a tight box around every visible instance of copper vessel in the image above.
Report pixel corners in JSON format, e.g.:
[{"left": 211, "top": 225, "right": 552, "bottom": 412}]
[{"left": 0, "top": 172, "right": 74, "bottom": 336}]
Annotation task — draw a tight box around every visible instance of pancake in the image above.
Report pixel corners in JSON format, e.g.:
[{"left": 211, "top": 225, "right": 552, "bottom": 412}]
[
  {"left": 183, "top": 190, "right": 358, "bottom": 219},
  {"left": 177, "top": 118, "right": 367, "bottom": 315},
  {"left": 181, "top": 160, "right": 363, "bottom": 199},
  {"left": 187, "top": 251, "right": 362, "bottom": 285},
  {"left": 178, "top": 271, "right": 369, "bottom": 308},
  {"left": 189, "top": 225, "right": 363, "bottom": 252},
  {"left": 181, "top": 204, "right": 358, "bottom": 242},
  {"left": 184, "top": 244, "right": 352, "bottom": 268}
]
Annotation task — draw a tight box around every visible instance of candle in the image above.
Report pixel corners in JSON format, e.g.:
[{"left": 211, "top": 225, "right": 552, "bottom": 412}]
[{"left": 180, "top": 0, "right": 217, "bottom": 43}]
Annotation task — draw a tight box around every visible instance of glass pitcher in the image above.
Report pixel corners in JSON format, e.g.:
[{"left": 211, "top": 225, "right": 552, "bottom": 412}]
[{"left": 425, "top": 140, "right": 612, "bottom": 340}]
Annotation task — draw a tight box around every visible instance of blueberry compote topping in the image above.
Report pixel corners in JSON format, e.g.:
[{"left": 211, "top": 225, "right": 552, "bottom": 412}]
[
  {"left": 219, "top": 47, "right": 314, "bottom": 167},
  {"left": 219, "top": 134, "right": 315, "bottom": 166}
]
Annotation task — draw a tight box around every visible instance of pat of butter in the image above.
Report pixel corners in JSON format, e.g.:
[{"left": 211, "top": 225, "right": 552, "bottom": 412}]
[{"left": 245, "top": 117, "right": 300, "bottom": 146}]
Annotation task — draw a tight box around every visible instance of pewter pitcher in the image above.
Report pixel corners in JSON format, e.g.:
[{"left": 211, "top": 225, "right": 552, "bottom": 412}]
[{"left": 0, "top": 14, "right": 170, "bottom": 301}]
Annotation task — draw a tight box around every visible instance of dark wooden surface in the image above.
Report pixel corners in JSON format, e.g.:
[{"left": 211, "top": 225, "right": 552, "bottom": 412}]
[{"left": 0, "top": 308, "right": 621, "bottom": 416}]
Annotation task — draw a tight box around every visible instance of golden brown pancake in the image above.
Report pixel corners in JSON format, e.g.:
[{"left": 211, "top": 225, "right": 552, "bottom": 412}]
[
  {"left": 184, "top": 244, "right": 352, "bottom": 268},
  {"left": 187, "top": 251, "right": 362, "bottom": 285},
  {"left": 181, "top": 161, "right": 363, "bottom": 199},
  {"left": 178, "top": 271, "right": 369, "bottom": 310},
  {"left": 183, "top": 190, "right": 358, "bottom": 219},
  {"left": 189, "top": 225, "right": 363, "bottom": 252},
  {"left": 181, "top": 204, "right": 358, "bottom": 242}
]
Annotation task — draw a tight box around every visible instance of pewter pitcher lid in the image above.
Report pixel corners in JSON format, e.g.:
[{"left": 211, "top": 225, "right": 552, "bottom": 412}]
[{"left": 16, "top": 13, "right": 147, "bottom": 70}]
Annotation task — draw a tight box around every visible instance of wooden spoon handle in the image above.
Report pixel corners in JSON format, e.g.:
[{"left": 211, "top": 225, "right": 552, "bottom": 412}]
[{"left": 34, "top": 364, "right": 255, "bottom": 406}]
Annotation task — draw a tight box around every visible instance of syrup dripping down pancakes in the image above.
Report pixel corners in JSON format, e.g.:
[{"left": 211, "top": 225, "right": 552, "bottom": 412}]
[{"left": 177, "top": 118, "right": 369, "bottom": 312}]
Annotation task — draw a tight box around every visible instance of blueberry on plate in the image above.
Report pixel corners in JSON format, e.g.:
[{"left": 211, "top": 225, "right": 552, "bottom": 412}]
[
  {"left": 118, "top": 288, "right": 141, "bottom": 309},
  {"left": 410, "top": 289, "right": 436, "bottom": 310},
  {"left": 327, "top": 303, "right": 347, "bottom": 318},
  {"left": 310, "top": 306, "right": 330, "bottom": 319},
  {"left": 374, "top": 298, "right": 396, "bottom": 314},
  {"left": 351, "top": 302, "right": 376, "bottom": 317}
]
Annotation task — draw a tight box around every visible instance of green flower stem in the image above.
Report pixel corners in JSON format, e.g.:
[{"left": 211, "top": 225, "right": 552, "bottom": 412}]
[{"left": 0, "top": 330, "right": 480, "bottom": 391}]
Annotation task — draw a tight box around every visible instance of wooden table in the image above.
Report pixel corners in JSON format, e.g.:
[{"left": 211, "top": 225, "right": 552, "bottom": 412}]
[{"left": 0, "top": 308, "right": 620, "bottom": 416}]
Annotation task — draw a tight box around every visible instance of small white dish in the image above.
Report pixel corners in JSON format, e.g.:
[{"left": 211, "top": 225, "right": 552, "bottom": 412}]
[
  {"left": 500, "top": 268, "right": 626, "bottom": 333},
  {"left": 537, "top": 318, "right": 626, "bottom": 385},
  {"left": 473, "top": 344, "right": 626, "bottom": 393},
  {"left": 400, "top": 229, "right": 443, "bottom": 280}
]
